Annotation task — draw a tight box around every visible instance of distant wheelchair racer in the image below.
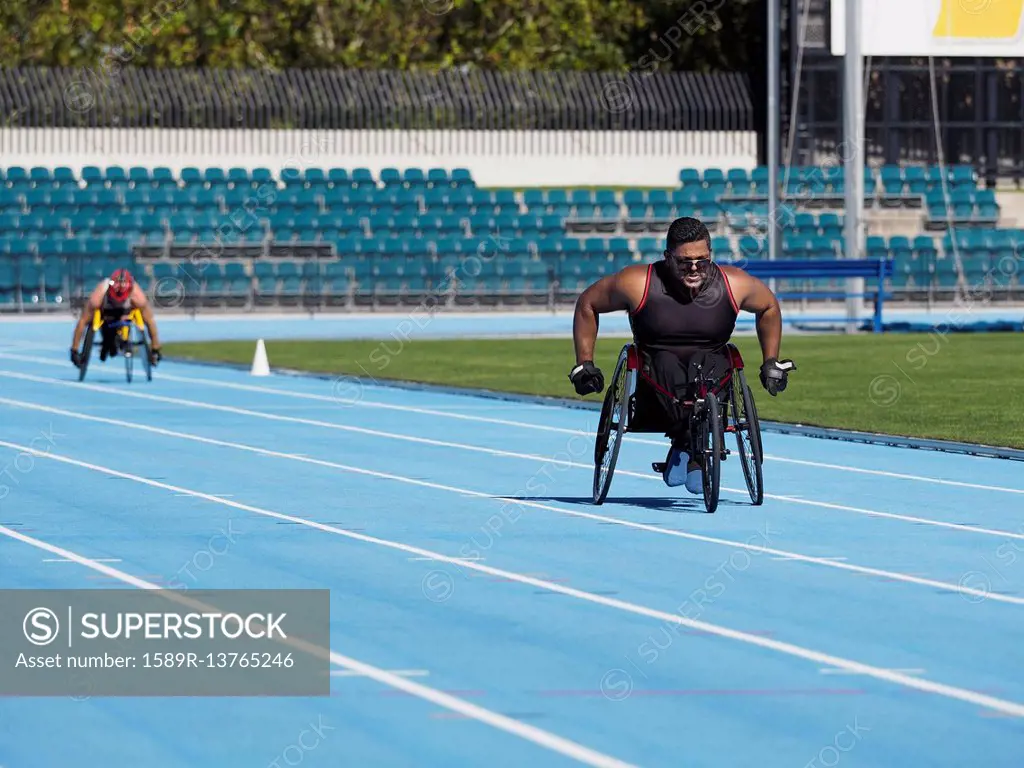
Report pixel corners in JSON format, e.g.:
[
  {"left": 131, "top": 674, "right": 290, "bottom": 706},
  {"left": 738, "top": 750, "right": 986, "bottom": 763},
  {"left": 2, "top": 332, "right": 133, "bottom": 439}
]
[
  {"left": 570, "top": 217, "right": 795, "bottom": 493},
  {"left": 70, "top": 269, "right": 163, "bottom": 370}
]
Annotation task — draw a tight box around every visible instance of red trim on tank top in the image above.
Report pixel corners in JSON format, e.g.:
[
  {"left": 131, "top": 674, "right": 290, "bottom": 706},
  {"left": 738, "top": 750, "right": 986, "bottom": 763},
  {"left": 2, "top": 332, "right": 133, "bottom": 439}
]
[
  {"left": 635, "top": 263, "right": 654, "bottom": 313},
  {"left": 719, "top": 265, "right": 739, "bottom": 314}
]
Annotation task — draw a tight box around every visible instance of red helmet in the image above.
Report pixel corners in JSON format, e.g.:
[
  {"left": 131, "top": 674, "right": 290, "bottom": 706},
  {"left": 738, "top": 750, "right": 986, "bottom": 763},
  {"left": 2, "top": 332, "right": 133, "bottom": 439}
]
[{"left": 107, "top": 269, "right": 134, "bottom": 302}]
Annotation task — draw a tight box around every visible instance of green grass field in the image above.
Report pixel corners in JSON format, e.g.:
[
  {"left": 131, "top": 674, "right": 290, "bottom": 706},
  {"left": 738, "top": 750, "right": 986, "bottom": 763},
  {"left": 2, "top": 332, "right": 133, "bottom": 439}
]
[{"left": 165, "top": 333, "right": 1024, "bottom": 449}]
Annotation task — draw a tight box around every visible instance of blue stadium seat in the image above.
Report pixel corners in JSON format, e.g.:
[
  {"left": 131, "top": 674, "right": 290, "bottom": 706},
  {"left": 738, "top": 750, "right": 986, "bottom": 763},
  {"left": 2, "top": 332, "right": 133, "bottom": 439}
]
[
  {"left": 427, "top": 169, "right": 449, "bottom": 188},
  {"left": 866, "top": 236, "right": 888, "bottom": 260},
  {"left": 726, "top": 169, "right": 750, "bottom": 192},
  {"left": 450, "top": 168, "right": 474, "bottom": 188},
  {"left": 327, "top": 169, "right": 350, "bottom": 188},
  {"left": 151, "top": 168, "right": 177, "bottom": 188},
  {"left": 679, "top": 169, "right": 701, "bottom": 188}
]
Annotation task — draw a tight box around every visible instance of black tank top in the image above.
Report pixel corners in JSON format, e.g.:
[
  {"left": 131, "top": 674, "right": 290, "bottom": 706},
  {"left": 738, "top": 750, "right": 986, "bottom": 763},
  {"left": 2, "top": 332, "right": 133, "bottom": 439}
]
[
  {"left": 100, "top": 293, "right": 131, "bottom": 322},
  {"left": 628, "top": 260, "right": 739, "bottom": 358}
]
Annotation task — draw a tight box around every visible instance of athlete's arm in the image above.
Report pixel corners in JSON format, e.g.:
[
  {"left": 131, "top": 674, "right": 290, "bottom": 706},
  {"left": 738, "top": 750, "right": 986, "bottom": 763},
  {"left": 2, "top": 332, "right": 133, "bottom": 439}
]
[
  {"left": 133, "top": 285, "right": 161, "bottom": 349},
  {"left": 728, "top": 268, "right": 782, "bottom": 362},
  {"left": 70, "top": 284, "right": 103, "bottom": 351},
  {"left": 572, "top": 271, "right": 632, "bottom": 365}
]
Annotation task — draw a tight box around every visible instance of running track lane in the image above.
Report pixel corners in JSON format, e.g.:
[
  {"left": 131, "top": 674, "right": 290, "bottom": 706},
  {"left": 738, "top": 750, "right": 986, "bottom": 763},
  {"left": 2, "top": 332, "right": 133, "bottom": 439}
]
[{"left": 0, "top": 351, "right": 1021, "bottom": 767}]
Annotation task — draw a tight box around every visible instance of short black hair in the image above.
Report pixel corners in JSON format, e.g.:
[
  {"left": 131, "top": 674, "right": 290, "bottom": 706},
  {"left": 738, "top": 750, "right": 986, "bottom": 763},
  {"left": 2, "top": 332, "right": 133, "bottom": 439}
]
[{"left": 666, "top": 217, "right": 711, "bottom": 253}]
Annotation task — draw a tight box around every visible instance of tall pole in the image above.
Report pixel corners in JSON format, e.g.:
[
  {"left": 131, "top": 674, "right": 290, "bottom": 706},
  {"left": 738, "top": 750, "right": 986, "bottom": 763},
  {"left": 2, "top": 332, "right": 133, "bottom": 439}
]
[
  {"left": 768, "top": 0, "right": 780, "bottom": 261},
  {"left": 843, "top": 0, "right": 864, "bottom": 330}
]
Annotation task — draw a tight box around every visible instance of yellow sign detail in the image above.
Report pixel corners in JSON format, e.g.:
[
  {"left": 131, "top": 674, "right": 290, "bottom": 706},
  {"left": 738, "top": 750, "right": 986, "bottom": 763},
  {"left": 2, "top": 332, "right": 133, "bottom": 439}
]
[{"left": 933, "top": 0, "right": 1024, "bottom": 39}]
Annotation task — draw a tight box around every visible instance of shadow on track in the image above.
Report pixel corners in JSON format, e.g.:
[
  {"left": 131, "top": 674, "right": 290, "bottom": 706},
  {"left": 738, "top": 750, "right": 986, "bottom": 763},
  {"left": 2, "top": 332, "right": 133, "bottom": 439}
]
[{"left": 508, "top": 495, "right": 752, "bottom": 513}]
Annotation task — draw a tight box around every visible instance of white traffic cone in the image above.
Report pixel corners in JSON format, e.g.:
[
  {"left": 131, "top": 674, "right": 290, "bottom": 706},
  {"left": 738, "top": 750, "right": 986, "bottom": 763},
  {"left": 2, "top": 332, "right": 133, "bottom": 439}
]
[{"left": 250, "top": 339, "right": 270, "bottom": 377}]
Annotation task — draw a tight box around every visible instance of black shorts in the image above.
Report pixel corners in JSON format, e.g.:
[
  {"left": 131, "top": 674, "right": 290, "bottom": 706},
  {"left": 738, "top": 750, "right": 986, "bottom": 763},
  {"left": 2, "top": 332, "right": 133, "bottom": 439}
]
[
  {"left": 99, "top": 318, "right": 123, "bottom": 352},
  {"left": 630, "top": 346, "right": 732, "bottom": 439}
]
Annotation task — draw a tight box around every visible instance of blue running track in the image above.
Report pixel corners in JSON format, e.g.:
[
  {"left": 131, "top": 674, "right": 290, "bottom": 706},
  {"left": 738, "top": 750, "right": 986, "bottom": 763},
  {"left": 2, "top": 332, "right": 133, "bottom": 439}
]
[{"left": 0, "top": 317, "right": 1022, "bottom": 767}]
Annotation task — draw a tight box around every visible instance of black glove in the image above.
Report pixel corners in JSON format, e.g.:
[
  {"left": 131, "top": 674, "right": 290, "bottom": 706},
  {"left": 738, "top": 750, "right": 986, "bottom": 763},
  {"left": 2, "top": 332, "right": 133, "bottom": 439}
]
[
  {"left": 760, "top": 357, "right": 796, "bottom": 396},
  {"left": 150, "top": 346, "right": 162, "bottom": 366},
  {"left": 70, "top": 348, "right": 82, "bottom": 368},
  {"left": 569, "top": 361, "right": 604, "bottom": 396}
]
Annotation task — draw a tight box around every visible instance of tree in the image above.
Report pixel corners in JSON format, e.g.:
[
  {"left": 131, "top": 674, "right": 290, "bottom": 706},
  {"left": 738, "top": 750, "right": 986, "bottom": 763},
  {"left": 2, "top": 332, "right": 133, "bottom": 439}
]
[{"left": 0, "top": 0, "right": 760, "bottom": 72}]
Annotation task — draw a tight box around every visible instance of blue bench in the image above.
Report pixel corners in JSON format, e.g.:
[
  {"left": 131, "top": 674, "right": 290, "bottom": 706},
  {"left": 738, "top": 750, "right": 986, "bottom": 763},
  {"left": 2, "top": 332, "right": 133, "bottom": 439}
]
[{"left": 725, "top": 258, "right": 895, "bottom": 332}]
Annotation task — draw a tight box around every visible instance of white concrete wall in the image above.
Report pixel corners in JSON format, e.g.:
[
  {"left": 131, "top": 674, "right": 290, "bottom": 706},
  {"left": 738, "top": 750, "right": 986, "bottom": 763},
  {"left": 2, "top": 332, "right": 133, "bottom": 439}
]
[{"left": 0, "top": 129, "right": 758, "bottom": 188}]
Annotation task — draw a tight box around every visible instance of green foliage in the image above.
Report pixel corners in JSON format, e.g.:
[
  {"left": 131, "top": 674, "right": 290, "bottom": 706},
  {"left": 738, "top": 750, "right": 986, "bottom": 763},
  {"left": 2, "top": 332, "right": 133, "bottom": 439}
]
[{"left": 0, "top": 0, "right": 760, "bottom": 71}]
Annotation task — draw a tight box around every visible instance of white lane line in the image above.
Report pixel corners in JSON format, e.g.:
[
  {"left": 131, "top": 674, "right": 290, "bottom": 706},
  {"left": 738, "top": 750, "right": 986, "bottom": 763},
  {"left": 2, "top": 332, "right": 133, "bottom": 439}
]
[
  {"left": 762, "top": 455, "right": 1024, "bottom": 495},
  {"left": 43, "top": 558, "right": 122, "bottom": 563},
  {"left": 771, "top": 556, "right": 847, "bottom": 562},
  {"left": 115, "top": 363, "right": 1024, "bottom": 496},
  {"left": 1, "top": 440, "right": 1022, "bottom": 720},
  {"left": 0, "top": 400, "right": 1016, "bottom": 606},
  {"left": 820, "top": 668, "right": 926, "bottom": 676},
  {"left": 0, "top": 524, "right": 634, "bottom": 768},
  {"left": 332, "top": 669, "right": 430, "bottom": 678},
  {"left": 1, "top": 372, "right": 1019, "bottom": 544},
  {"left": 3, "top": 351, "right": 1022, "bottom": 496}
]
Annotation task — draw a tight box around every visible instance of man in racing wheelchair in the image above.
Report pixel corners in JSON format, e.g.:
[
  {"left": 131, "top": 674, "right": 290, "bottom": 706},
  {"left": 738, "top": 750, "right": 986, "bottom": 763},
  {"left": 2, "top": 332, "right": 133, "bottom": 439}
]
[
  {"left": 569, "top": 217, "right": 795, "bottom": 494},
  {"left": 70, "top": 269, "right": 163, "bottom": 369}
]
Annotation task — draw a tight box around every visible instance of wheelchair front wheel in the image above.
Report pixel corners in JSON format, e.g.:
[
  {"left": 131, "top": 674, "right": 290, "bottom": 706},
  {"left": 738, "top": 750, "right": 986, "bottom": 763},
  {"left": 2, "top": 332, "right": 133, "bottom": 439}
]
[
  {"left": 731, "top": 369, "right": 764, "bottom": 505},
  {"left": 697, "top": 392, "right": 723, "bottom": 514},
  {"left": 140, "top": 334, "right": 153, "bottom": 382},
  {"left": 78, "top": 329, "right": 94, "bottom": 382},
  {"left": 593, "top": 347, "right": 629, "bottom": 505}
]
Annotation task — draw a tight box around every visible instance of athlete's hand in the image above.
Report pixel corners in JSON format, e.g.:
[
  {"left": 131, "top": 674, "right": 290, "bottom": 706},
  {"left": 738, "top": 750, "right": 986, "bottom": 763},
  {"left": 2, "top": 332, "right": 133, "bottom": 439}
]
[
  {"left": 150, "top": 346, "right": 162, "bottom": 366},
  {"left": 760, "top": 357, "right": 796, "bottom": 396},
  {"left": 70, "top": 348, "right": 81, "bottom": 368},
  {"left": 569, "top": 361, "right": 604, "bottom": 396}
]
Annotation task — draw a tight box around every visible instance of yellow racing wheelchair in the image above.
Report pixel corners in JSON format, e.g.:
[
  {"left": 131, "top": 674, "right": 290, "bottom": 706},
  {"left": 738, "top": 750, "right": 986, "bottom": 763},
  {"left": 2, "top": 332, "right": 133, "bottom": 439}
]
[{"left": 77, "top": 309, "right": 153, "bottom": 384}]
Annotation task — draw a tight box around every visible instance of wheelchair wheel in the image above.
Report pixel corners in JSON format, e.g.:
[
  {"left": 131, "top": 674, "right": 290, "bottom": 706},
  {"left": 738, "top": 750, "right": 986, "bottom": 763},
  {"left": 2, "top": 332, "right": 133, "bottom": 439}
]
[
  {"left": 731, "top": 369, "right": 764, "bottom": 505},
  {"left": 696, "top": 392, "right": 723, "bottom": 514},
  {"left": 138, "top": 330, "right": 153, "bottom": 383},
  {"left": 593, "top": 346, "right": 629, "bottom": 505},
  {"left": 124, "top": 344, "right": 133, "bottom": 383},
  {"left": 78, "top": 329, "right": 94, "bottom": 382}
]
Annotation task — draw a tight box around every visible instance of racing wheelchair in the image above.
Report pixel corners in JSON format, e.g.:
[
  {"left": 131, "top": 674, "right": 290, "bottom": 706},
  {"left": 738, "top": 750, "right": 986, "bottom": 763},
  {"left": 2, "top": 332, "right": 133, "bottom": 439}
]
[
  {"left": 77, "top": 308, "right": 154, "bottom": 384},
  {"left": 593, "top": 342, "right": 763, "bottom": 513}
]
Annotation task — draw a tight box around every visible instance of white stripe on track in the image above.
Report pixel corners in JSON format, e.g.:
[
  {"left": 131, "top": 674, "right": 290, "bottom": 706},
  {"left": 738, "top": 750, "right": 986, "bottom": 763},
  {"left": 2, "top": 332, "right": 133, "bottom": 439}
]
[
  {"left": 332, "top": 669, "right": 429, "bottom": 678},
  {"left": 2, "top": 351, "right": 1022, "bottom": 496},
  {"left": 1, "top": 369, "right": 1020, "bottom": 543},
  {"left": 1, "top": 438, "right": 1022, "bottom": 720},
  {"left": 0, "top": 523, "right": 634, "bottom": 768},
  {"left": 0, "top": 396, "right": 1017, "bottom": 606}
]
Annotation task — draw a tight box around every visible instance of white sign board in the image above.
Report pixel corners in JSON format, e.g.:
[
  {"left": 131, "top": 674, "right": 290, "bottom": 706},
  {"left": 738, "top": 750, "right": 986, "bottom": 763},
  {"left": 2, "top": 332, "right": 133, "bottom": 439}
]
[{"left": 832, "top": 0, "right": 1024, "bottom": 56}]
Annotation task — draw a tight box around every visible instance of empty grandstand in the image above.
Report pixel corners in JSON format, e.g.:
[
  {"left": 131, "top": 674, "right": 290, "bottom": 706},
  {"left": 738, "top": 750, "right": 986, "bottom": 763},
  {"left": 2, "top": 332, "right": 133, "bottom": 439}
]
[
  {"left": 0, "top": 158, "right": 1018, "bottom": 314},
  {"left": 1, "top": 2, "right": 1022, "bottom": 321}
]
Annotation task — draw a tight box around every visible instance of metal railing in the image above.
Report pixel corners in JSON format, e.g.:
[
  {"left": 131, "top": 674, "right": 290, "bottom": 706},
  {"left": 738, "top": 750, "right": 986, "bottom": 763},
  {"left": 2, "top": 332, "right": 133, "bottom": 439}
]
[{"left": 0, "top": 67, "right": 754, "bottom": 132}]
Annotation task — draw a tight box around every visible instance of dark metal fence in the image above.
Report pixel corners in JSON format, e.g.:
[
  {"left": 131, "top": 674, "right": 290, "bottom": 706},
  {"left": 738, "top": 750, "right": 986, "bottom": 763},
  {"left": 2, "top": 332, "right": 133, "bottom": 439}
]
[{"left": 0, "top": 67, "right": 754, "bottom": 132}]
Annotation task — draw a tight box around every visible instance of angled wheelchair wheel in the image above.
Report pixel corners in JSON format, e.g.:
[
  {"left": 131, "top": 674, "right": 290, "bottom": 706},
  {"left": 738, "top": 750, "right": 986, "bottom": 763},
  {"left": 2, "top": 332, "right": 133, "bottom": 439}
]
[
  {"left": 697, "top": 392, "right": 723, "bottom": 514},
  {"left": 78, "top": 328, "right": 94, "bottom": 382},
  {"left": 124, "top": 345, "right": 133, "bottom": 383},
  {"left": 138, "top": 331, "right": 153, "bottom": 383},
  {"left": 731, "top": 369, "right": 764, "bottom": 505},
  {"left": 593, "top": 346, "right": 630, "bottom": 505}
]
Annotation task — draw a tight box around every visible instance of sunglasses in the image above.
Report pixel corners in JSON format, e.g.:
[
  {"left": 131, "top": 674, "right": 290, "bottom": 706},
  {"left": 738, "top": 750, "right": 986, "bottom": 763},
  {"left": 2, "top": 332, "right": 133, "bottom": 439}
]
[{"left": 665, "top": 253, "right": 713, "bottom": 271}]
